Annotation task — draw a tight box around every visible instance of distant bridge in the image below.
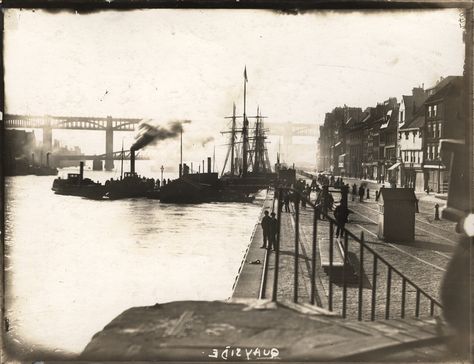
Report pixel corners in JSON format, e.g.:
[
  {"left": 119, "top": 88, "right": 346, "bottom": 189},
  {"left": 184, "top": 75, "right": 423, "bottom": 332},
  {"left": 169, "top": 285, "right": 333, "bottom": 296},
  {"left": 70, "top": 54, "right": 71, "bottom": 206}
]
[
  {"left": 267, "top": 122, "right": 318, "bottom": 138},
  {"left": 53, "top": 150, "right": 149, "bottom": 161},
  {"left": 5, "top": 114, "right": 142, "bottom": 170}
]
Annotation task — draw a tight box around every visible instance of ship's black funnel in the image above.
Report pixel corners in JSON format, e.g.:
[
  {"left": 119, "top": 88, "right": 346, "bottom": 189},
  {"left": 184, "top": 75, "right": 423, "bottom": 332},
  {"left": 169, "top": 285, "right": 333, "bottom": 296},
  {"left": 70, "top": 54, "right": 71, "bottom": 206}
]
[
  {"left": 79, "top": 161, "right": 84, "bottom": 181},
  {"left": 207, "top": 157, "right": 211, "bottom": 173},
  {"left": 130, "top": 150, "right": 135, "bottom": 175}
]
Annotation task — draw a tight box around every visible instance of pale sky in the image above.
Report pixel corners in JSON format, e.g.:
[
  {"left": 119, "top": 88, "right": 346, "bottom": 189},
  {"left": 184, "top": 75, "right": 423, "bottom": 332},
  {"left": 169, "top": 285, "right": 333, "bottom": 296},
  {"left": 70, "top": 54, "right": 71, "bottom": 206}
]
[{"left": 4, "top": 8, "right": 465, "bottom": 166}]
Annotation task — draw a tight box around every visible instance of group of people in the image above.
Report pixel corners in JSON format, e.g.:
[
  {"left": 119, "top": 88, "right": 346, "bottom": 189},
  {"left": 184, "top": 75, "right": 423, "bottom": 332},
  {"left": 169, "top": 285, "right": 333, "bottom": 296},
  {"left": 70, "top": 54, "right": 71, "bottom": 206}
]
[{"left": 260, "top": 210, "right": 278, "bottom": 250}]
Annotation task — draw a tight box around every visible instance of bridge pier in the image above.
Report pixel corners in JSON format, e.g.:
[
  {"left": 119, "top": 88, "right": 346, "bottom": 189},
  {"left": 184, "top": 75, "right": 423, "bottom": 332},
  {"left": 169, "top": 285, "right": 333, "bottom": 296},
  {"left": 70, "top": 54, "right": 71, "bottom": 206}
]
[
  {"left": 42, "top": 117, "right": 53, "bottom": 155},
  {"left": 105, "top": 116, "right": 114, "bottom": 171}
]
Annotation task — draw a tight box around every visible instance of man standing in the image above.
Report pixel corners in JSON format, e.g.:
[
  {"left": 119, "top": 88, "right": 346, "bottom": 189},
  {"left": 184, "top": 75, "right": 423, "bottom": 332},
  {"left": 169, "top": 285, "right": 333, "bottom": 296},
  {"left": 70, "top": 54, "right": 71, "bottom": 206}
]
[
  {"left": 269, "top": 212, "right": 278, "bottom": 251},
  {"left": 358, "top": 185, "right": 365, "bottom": 202},
  {"left": 334, "top": 204, "right": 350, "bottom": 238},
  {"left": 260, "top": 210, "right": 272, "bottom": 249}
]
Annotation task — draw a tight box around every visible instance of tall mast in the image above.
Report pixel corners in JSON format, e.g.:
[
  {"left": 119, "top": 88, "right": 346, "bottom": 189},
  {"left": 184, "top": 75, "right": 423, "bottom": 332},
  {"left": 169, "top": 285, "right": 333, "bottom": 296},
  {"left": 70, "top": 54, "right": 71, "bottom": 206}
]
[
  {"left": 213, "top": 144, "right": 216, "bottom": 172},
  {"left": 180, "top": 128, "right": 183, "bottom": 177},
  {"left": 120, "top": 139, "right": 124, "bottom": 179},
  {"left": 230, "top": 103, "right": 236, "bottom": 175},
  {"left": 242, "top": 66, "right": 249, "bottom": 176},
  {"left": 254, "top": 107, "right": 260, "bottom": 173}
]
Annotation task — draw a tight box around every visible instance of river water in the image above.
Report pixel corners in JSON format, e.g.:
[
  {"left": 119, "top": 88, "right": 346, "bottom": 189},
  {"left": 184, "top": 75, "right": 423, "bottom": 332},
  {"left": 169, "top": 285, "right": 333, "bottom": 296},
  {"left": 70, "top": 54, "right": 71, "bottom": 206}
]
[{"left": 4, "top": 164, "right": 263, "bottom": 356}]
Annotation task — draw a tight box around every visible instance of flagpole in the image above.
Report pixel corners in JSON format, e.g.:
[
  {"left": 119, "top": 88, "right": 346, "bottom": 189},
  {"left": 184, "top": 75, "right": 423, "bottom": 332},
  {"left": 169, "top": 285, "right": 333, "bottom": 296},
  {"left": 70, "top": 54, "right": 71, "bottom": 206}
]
[
  {"left": 231, "top": 102, "right": 236, "bottom": 175},
  {"left": 242, "top": 66, "right": 248, "bottom": 176}
]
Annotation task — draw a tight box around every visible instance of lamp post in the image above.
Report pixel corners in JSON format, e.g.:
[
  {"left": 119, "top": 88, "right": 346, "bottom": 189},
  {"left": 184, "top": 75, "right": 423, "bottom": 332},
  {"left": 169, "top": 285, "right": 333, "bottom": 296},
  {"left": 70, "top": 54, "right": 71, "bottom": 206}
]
[
  {"left": 437, "top": 157, "right": 441, "bottom": 194},
  {"left": 160, "top": 165, "right": 164, "bottom": 185}
]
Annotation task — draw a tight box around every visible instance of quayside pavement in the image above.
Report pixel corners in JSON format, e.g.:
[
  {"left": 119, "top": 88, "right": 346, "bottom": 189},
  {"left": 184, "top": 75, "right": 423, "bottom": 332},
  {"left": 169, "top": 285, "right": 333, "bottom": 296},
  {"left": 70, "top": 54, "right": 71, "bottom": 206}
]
[
  {"left": 232, "top": 181, "right": 458, "bottom": 320},
  {"left": 71, "top": 187, "right": 466, "bottom": 362}
]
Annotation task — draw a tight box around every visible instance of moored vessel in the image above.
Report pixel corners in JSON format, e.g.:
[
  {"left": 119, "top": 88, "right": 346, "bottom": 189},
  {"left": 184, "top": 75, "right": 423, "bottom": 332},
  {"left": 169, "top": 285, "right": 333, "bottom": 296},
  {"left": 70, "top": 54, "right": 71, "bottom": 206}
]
[{"left": 52, "top": 162, "right": 105, "bottom": 199}]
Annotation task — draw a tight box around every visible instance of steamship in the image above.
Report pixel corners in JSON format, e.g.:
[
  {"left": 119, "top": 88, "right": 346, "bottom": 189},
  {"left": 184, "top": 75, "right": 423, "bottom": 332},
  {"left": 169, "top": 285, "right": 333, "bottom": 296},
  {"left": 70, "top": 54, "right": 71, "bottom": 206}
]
[
  {"left": 51, "top": 162, "right": 106, "bottom": 199},
  {"left": 105, "top": 149, "right": 155, "bottom": 199}
]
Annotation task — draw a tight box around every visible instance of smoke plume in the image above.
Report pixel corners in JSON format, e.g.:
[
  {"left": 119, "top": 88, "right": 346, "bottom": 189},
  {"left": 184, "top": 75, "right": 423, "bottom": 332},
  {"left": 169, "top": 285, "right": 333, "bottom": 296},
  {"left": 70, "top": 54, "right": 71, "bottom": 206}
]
[
  {"left": 131, "top": 119, "right": 191, "bottom": 151},
  {"left": 200, "top": 136, "right": 214, "bottom": 147}
]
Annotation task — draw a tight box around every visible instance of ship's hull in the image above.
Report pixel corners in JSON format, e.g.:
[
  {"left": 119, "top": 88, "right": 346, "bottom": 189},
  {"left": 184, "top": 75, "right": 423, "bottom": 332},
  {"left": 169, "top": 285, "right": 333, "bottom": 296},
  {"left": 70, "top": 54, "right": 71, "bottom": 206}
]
[{"left": 52, "top": 180, "right": 106, "bottom": 199}]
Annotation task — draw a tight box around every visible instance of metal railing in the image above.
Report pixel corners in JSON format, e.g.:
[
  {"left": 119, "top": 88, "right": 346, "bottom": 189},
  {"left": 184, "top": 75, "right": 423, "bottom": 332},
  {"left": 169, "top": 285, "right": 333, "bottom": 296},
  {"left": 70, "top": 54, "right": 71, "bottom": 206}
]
[{"left": 263, "top": 186, "right": 443, "bottom": 321}]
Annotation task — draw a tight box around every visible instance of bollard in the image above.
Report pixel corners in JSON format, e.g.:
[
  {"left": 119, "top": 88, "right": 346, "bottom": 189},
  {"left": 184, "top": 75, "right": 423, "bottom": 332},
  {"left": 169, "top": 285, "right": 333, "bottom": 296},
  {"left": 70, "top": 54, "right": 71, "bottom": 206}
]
[
  {"left": 366, "top": 189, "right": 370, "bottom": 199},
  {"left": 434, "top": 204, "right": 440, "bottom": 220}
]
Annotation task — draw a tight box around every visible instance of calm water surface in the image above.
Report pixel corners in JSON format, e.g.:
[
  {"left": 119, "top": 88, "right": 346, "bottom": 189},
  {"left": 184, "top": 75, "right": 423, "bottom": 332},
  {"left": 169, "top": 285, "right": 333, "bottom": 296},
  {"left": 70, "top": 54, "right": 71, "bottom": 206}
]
[{"left": 5, "top": 169, "right": 263, "bottom": 355}]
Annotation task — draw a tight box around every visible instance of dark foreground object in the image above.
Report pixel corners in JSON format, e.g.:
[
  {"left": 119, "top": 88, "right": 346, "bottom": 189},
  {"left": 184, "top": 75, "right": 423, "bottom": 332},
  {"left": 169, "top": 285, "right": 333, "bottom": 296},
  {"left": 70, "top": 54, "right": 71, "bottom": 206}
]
[{"left": 80, "top": 299, "right": 456, "bottom": 362}]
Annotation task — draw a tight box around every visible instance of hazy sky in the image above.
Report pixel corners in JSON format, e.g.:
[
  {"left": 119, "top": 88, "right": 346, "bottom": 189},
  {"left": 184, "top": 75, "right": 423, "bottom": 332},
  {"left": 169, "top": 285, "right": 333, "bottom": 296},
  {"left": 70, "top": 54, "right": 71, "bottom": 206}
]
[{"left": 4, "top": 9, "right": 465, "bottom": 165}]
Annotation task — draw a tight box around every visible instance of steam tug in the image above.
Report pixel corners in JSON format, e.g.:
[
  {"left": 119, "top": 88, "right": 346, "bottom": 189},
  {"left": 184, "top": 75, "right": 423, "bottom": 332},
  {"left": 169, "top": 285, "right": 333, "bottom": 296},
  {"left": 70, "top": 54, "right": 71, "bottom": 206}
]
[
  {"left": 51, "top": 161, "right": 106, "bottom": 199},
  {"left": 105, "top": 149, "right": 154, "bottom": 200}
]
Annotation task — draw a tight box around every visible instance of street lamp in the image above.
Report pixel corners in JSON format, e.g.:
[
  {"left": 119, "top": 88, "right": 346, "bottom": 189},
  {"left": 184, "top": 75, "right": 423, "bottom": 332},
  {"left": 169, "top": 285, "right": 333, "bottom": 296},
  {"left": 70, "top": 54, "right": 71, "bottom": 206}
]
[
  {"left": 437, "top": 157, "right": 441, "bottom": 194},
  {"left": 160, "top": 165, "right": 164, "bottom": 185}
]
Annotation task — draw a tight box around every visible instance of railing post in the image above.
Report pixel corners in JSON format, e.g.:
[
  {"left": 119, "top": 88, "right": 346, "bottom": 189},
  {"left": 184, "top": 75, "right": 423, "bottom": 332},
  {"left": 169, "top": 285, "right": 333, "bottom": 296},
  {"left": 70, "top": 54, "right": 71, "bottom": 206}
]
[
  {"left": 329, "top": 220, "right": 334, "bottom": 311},
  {"left": 371, "top": 256, "right": 377, "bottom": 321},
  {"left": 358, "top": 232, "right": 364, "bottom": 321},
  {"left": 310, "top": 205, "right": 318, "bottom": 305},
  {"left": 294, "top": 195, "right": 300, "bottom": 303},
  {"left": 385, "top": 267, "right": 392, "bottom": 319},
  {"left": 272, "top": 188, "right": 283, "bottom": 302},
  {"left": 415, "top": 290, "right": 421, "bottom": 317},
  {"left": 401, "top": 278, "right": 406, "bottom": 318},
  {"left": 342, "top": 234, "right": 348, "bottom": 318}
]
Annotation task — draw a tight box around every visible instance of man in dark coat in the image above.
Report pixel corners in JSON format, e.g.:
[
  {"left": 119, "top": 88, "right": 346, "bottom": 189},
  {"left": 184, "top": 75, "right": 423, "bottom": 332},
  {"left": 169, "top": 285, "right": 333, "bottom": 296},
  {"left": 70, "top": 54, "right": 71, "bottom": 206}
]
[
  {"left": 260, "top": 210, "right": 272, "bottom": 248},
  {"left": 334, "top": 204, "right": 350, "bottom": 238},
  {"left": 269, "top": 212, "right": 278, "bottom": 251},
  {"left": 358, "top": 185, "right": 365, "bottom": 202}
]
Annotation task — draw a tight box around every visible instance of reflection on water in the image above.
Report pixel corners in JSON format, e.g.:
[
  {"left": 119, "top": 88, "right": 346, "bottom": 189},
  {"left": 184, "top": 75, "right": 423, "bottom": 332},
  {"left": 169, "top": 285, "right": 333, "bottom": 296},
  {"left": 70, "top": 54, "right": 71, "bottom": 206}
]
[{"left": 4, "top": 172, "right": 263, "bottom": 355}]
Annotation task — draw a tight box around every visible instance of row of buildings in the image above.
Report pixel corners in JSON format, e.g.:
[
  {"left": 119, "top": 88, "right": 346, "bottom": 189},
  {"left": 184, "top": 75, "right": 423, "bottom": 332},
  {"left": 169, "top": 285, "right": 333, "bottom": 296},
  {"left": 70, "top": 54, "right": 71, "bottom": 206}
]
[{"left": 316, "top": 75, "right": 464, "bottom": 193}]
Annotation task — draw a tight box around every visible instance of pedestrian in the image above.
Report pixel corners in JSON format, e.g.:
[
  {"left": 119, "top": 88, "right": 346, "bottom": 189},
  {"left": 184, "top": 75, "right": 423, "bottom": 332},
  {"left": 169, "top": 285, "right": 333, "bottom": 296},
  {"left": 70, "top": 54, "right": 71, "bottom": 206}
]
[
  {"left": 358, "top": 185, "right": 365, "bottom": 202},
  {"left": 376, "top": 184, "right": 384, "bottom": 201},
  {"left": 334, "top": 204, "right": 350, "bottom": 238},
  {"left": 260, "top": 210, "right": 272, "bottom": 249},
  {"left": 284, "top": 192, "right": 290, "bottom": 212},
  {"left": 352, "top": 183, "right": 357, "bottom": 201},
  {"left": 269, "top": 212, "right": 278, "bottom": 250}
]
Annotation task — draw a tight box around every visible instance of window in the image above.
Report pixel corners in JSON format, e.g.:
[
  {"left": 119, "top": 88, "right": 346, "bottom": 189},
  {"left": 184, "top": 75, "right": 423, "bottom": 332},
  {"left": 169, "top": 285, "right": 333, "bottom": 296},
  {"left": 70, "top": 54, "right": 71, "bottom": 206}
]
[
  {"left": 434, "top": 105, "right": 438, "bottom": 117},
  {"left": 417, "top": 151, "right": 420, "bottom": 163},
  {"left": 404, "top": 152, "right": 408, "bottom": 162},
  {"left": 433, "top": 123, "right": 437, "bottom": 138},
  {"left": 438, "top": 123, "right": 442, "bottom": 138}
]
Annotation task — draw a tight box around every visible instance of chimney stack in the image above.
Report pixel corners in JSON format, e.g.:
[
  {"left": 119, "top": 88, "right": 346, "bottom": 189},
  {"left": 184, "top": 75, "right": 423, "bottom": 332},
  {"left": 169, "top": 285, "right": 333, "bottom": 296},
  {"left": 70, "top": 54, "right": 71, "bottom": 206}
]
[
  {"left": 130, "top": 150, "right": 135, "bottom": 175},
  {"left": 79, "top": 161, "right": 84, "bottom": 181},
  {"left": 207, "top": 157, "right": 212, "bottom": 173}
]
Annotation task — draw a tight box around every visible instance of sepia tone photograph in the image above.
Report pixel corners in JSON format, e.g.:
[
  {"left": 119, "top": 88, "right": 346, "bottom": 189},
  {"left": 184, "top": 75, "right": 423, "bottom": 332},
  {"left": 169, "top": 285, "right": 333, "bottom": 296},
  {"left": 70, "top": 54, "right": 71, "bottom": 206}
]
[{"left": 1, "top": 3, "right": 472, "bottom": 362}]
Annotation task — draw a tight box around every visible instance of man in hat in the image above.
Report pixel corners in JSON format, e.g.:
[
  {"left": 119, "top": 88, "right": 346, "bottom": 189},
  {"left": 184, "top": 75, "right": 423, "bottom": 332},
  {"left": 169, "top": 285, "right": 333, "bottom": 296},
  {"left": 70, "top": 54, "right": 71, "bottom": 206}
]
[
  {"left": 269, "top": 212, "right": 278, "bottom": 251},
  {"left": 260, "top": 210, "right": 272, "bottom": 248}
]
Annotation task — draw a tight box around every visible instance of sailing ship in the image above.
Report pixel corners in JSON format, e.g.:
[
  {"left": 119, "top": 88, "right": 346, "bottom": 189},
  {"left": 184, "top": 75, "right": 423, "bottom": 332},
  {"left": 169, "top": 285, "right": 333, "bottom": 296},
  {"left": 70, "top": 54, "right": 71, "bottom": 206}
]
[{"left": 219, "top": 68, "right": 277, "bottom": 192}]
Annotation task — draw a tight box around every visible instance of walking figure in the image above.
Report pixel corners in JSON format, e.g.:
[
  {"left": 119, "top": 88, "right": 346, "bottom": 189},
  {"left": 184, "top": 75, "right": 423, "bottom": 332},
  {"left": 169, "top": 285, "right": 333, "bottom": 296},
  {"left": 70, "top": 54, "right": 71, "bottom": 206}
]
[
  {"left": 352, "top": 183, "right": 357, "bottom": 202},
  {"left": 334, "top": 204, "right": 350, "bottom": 238},
  {"left": 358, "top": 185, "right": 365, "bottom": 202},
  {"left": 269, "top": 212, "right": 278, "bottom": 251},
  {"left": 284, "top": 192, "right": 290, "bottom": 212},
  {"left": 260, "top": 210, "right": 272, "bottom": 249}
]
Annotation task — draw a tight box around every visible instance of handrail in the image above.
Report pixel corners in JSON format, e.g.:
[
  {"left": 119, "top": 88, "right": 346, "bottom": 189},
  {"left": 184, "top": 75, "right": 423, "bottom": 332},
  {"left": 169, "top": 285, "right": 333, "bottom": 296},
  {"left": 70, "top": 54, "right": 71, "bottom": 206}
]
[{"left": 265, "top": 185, "right": 443, "bottom": 320}]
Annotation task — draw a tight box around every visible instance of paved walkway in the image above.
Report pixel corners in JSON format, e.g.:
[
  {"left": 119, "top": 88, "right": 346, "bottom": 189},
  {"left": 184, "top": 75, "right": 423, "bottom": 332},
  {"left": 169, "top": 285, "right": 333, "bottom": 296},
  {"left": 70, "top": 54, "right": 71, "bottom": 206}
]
[{"left": 233, "top": 178, "right": 459, "bottom": 322}]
